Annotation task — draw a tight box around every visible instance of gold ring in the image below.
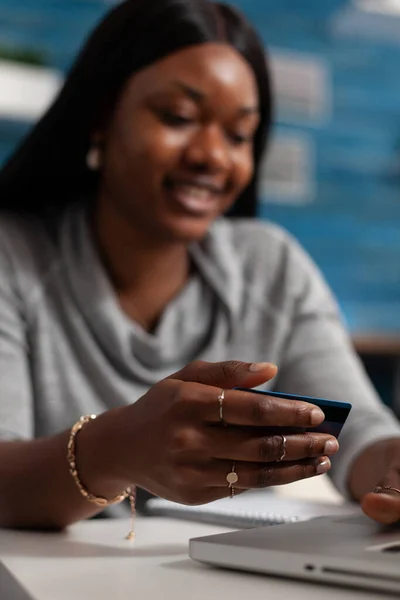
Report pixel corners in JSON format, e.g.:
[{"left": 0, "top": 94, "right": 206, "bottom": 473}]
[
  {"left": 277, "top": 434, "right": 287, "bottom": 462},
  {"left": 374, "top": 485, "right": 400, "bottom": 495},
  {"left": 218, "top": 389, "right": 225, "bottom": 423},
  {"left": 226, "top": 461, "right": 238, "bottom": 498}
]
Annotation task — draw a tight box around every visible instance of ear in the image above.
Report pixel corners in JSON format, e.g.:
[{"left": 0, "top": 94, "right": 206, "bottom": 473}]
[{"left": 86, "top": 130, "right": 106, "bottom": 171}]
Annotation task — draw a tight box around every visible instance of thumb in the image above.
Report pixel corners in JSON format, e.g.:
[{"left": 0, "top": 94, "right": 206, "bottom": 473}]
[{"left": 168, "top": 360, "right": 278, "bottom": 390}]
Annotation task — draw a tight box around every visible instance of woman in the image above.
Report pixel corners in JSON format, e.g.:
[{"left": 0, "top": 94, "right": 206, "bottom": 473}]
[{"left": 0, "top": 0, "right": 399, "bottom": 532}]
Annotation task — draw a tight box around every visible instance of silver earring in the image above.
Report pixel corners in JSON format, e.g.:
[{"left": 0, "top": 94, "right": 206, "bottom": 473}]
[{"left": 86, "top": 145, "right": 102, "bottom": 171}]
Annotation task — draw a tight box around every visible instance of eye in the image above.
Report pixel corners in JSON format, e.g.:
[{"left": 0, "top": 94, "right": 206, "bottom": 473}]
[
  {"left": 229, "top": 132, "right": 253, "bottom": 146},
  {"left": 160, "top": 111, "right": 194, "bottom": 127}
]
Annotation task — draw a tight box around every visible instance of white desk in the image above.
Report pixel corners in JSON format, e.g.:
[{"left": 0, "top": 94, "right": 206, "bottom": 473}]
[
  {"left": 0, "top": 516, "right": 384, "bottom": 600},
  {"left": 0, "top": 473, "right": 385, "bottom": 600}
]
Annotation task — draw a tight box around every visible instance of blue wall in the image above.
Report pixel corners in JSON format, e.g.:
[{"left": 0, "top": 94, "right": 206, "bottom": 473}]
[
  {"left": 246, "top": 0, "right": 400, "bottom": 334},
  {"left": 1, "top": 0, "right": 400, "bottom": 334}
]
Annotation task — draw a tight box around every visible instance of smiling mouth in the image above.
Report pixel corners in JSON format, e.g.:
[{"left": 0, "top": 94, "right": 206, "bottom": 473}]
[{"left": 164, "top": 179, "right": 224, "bottom": 216}]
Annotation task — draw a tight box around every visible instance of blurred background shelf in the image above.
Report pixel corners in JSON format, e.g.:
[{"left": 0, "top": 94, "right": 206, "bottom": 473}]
[{"left": 353, "top": 334, "right": 400, "bottom": 356}]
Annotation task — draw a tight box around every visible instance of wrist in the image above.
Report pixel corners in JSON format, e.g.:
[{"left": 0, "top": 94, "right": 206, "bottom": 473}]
[{"left": 73, "top": 410, "right": 133, "bottom": 499}]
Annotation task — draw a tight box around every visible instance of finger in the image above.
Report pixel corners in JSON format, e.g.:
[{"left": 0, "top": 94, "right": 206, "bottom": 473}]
[
  {"left": 219, "top": 389, "right": 325, "bottom": 427},
  {"left": 362, "top": 467, "right": 400, "bottom": 524},
  {"left": 207, "top": 428, "right": 339, "bottom": 462},
  {"left": 178, "top": 384, "right": 324, "bottom": 428},
  {"left": 168, "top": 359, "right": 278, "bottom": 390},
  {"left": 170, "top": 383, "right": 324, "bottom": 429},
  {"left": 204, "top": 456, "right": 331, "bottom": 489}
]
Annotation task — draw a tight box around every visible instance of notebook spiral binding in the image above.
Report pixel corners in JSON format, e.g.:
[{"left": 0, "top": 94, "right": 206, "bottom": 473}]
[{"left": 146, "top": 498, "right": 299, "bottom": 529}]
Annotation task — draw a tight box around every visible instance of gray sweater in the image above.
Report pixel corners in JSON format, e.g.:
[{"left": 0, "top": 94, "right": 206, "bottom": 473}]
[{"left": 0, "top": 206, "right": 399, "bottom": 503}]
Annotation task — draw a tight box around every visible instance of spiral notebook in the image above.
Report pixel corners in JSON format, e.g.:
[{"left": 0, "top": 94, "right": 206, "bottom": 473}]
[{"left": 145, "top": 490, "right": 359, "bottom": 529}]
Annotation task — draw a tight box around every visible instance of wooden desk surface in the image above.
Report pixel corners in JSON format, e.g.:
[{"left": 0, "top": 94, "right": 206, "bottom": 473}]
[{"left": 352, "top": 334, "right": 400, "bottom": 356}]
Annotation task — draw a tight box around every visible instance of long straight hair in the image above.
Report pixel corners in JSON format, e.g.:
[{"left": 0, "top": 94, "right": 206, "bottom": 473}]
[{"left": 0, "top": 0, "right": 272, "bottom": 218}]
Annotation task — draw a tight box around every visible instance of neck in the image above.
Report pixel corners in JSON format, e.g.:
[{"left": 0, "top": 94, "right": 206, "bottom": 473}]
[
  {"left": 91, "top": 199, "right": 190, "bottom": 330},
  {"left": 92, "top": 202, "right": 189, "bottom": 293}
]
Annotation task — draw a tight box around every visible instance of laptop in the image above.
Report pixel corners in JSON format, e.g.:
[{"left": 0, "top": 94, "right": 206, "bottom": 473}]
[{"left": 189, "top": 513, "right": 400, "bottom": 595}]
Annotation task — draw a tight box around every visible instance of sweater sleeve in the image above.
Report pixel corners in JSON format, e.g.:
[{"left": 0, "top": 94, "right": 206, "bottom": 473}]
[
  {"left": 0, "top": 239, "right": 33, "bottom": 440},
  {"left": 273, "top": 235, "right": 400, "bottom": 497}
]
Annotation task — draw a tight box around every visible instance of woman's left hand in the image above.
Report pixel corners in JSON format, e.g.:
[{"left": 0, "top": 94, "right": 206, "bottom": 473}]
[{"left": 362, "top": 442, "right": 400, "bottom": 524}]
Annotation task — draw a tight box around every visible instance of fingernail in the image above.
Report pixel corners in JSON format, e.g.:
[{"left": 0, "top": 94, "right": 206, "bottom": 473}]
[
  {"left": 324, "top": 439, "right": 339, "bottom": 455},
  {"left": 316, "top": 457, "right": 331, "bottom": 475},
  {"left": 249, "top": 362, "right": 276, "bottom": 372},
  {"left": 310, "top": 408, "right": 325, "bottom": 426}
]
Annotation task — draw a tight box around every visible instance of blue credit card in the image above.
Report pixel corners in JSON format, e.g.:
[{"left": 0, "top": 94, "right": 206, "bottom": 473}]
[{"left": 234, "top": 388, "right": 352, "bottom": 438}]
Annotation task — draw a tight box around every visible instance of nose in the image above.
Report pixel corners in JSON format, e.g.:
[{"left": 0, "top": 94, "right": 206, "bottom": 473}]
[{"left": 184, "top": 124, "right": 231, "bottom": 173}]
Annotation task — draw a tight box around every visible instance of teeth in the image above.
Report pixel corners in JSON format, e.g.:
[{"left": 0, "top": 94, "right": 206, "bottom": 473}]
[
  {"left": 175, "top": 184, "right": 211, "bottom": 200},
  {"left": 167, "top": 181, "right": 220, "bottom": 215}
]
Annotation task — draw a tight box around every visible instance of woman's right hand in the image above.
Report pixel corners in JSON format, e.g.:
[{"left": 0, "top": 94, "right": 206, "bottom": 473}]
[{"left": 94, "top": 361, "right": 339, "bottom": 505}]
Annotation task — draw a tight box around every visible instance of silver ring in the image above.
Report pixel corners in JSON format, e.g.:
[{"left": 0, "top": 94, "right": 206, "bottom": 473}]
[
  {"left": 277, "top": 435, "right": 287, "bottom": 462},
  {"left": 226, "top": 461, "right": 238, "bottom": 498},
  {"left": 218, "top": 389, "right": 225, "bottom": 423},
  {"left": 374, "top": 485, "right": 400, "bottom": 495}
]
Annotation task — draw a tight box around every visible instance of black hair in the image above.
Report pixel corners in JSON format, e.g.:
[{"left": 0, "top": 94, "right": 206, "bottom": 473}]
[{"left": 0, "top": 0, "right": 272, "bottom": 218}]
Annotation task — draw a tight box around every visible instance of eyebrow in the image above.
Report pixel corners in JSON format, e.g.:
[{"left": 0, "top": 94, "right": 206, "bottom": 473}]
[
  {"left": 173, "top": 81, "right": 205, "bottom": 102},
  {"left": 172, "top": 80, "right": 259, "bottom": 116}
]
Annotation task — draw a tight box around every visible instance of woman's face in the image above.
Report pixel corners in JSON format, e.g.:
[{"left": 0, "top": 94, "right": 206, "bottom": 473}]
[{"left": 98, "top": 42, "right": 260, "bottom": 243}]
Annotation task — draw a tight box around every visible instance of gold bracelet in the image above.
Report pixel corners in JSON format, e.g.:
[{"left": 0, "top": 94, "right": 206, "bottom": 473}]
[{"left": 67, "top": 414, "right": 136, "bottom": 541}]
